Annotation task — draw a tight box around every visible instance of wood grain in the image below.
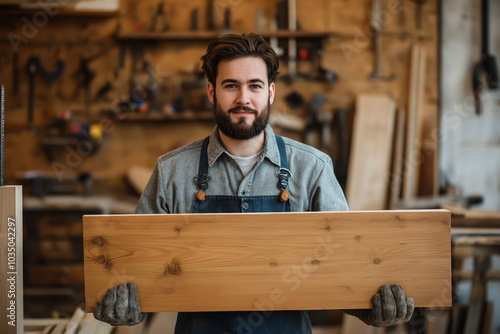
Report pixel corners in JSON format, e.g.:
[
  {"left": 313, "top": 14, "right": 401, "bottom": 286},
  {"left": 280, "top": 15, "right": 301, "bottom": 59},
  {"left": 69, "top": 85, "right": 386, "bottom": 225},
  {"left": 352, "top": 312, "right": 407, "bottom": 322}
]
[
  {"left": 346, "top": 94, "right": 396, "bottom": 210},
  {"left": 404, "top": 43, "right": 427, "bottom": 201},
  {"left": 0, "top": 186, "right": 24, "bottom": 334},
  {"left": 389, "top": 108, "right": 407, "bottom": 209},
  {"left": 83, "top": 210, "right": 451, "bottom": 313}
]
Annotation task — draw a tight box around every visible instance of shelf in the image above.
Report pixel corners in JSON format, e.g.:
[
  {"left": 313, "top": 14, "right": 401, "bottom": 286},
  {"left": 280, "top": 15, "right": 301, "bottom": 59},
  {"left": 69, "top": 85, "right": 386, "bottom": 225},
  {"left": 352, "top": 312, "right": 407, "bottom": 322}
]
[
  {"left": 115, "top": 111, "right": 214, "bottom": 122},
  {"left": 117, "top": 29, "right": 432, "bottom": 43},
  {"left": 0, "top": 9, "right": 119, "bottom": 17},
  {"left": 117, "top": 30, "right": 335, "bottom": 42}
]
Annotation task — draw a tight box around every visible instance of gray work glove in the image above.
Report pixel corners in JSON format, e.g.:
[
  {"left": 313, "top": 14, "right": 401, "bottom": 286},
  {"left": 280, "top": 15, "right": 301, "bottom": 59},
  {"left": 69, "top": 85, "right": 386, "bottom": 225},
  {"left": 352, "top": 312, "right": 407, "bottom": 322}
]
[
  {"left": 93, "top": 282, "right": 145, "bottom": 326},
  {"left": 343, "top": 283, "right": 414, "bottom": 327}
]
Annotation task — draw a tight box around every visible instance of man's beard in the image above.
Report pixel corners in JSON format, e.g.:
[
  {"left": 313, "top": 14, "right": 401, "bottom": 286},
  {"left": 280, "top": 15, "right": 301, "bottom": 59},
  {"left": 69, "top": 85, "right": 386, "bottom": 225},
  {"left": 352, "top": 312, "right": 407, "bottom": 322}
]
[{"left": 214, "top": 95, "right": 270, "bottom": 140}]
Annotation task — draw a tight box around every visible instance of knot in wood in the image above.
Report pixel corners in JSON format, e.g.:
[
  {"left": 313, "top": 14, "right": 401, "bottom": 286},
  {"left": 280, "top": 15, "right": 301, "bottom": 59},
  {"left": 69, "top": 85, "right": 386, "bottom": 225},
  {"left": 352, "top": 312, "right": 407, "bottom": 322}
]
[
  {"left": 373, "top": 257, "right": 382, "bottom": 265},
  {"left": 96, "top": 255, "right": 106, "bottom": 264},
  {"left": 269, "top": 259, "right": 278, "bottom": 267},
  {"left": 93, "top": 236, "right": 105, "bottom": 245},
  {"left": 164, "top": 259, "right": 182, "bottom": 276}
]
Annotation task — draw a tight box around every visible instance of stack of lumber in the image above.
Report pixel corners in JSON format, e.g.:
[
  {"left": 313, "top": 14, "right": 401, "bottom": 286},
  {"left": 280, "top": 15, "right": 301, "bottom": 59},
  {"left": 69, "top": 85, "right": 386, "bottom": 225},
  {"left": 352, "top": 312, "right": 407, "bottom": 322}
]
[{"left": 346, "top": 43, "right": 437, "bottom": 211}]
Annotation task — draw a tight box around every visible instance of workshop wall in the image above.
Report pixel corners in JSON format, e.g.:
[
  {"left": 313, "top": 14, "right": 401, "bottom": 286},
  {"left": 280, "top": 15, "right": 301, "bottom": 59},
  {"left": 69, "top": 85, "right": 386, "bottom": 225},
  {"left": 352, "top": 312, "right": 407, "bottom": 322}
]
[
  {"left": 441, "top": 0, "right": 500, "bottom": 211},
  {"left": 0, "top": 0, "right": 439, "bottom": 199}
]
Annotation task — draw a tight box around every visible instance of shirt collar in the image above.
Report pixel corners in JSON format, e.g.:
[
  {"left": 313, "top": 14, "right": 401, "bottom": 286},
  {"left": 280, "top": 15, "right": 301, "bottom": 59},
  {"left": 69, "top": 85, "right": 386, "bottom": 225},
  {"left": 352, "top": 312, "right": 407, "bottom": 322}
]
[{"left": 207, "top": 125, "right": 281, "bottom": 168}]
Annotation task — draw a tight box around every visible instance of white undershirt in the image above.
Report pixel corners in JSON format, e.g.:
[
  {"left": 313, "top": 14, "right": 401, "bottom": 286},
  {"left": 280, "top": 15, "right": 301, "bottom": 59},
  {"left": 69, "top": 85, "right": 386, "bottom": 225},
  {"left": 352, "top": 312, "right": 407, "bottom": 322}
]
[{"left": 233, "top": 151, "right": 262, "bottom": 176}]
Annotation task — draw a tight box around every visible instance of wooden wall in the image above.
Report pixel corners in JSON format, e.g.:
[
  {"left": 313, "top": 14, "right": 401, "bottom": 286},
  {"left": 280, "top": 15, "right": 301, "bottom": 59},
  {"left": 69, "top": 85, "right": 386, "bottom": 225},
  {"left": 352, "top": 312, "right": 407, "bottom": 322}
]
[{"left": 0, "top": 0, "right": 439, "bottom": 197}]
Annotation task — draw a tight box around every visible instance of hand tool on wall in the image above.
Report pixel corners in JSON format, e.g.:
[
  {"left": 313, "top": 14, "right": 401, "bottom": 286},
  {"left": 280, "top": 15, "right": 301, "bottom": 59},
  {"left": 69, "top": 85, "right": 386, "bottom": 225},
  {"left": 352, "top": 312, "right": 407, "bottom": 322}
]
[
  {"left": 131, "top": 2, "right": 142, "bottom": 32},
  {"left": 27, "top": 57, "right": 37, "bottom": 132},
  {"left": 269, "top": 14, "right": 284, "bottom": 57},
  {"left": 26, "top": 56, "right": 65, "bottom": 132},
  {"left": 94, "top": 76, "right": 114, "bottom": 101},
  {"left": 304, "top": 93, "right": 327, "bottom": 150},
  {"left": 37, "top": 57, "right": 65, "bottom": 80},
  {"left": 129, "top": 48, "right": 145, "bottom": 112},
  {"left": 473, "top": 0, "right": 498, "bottom": 115},
  {"left": 1, "top": 85, "right": 4, "bottom": 186},
  {"left": 369, "top": 0, "right": 395, "bottom": 81},
  {"left": 192, "top": 8, "right": 200, "bottom": 31},
  {"left": 281, "top": 46, "right": 338, "bottom": 84},
  {"left": 0, "top": 49, "right": 3, "bottom": 82},
  {"left": 277, "top": 0, "right": 288, "bottom": 30},
  {"left": 255, "top": 8, "right": 266, "bottom": 32},
  {"left": 79, "top": 54, "right": 97, "bottom": 119},
  {"left": 285, "top": 91, "right": 304, "bottom": 110},
  {"left": 411, "top": 0, "right": 425, "bottom": 29},
  {"left": 288, "top": 0, "right": 297, "bottom": 82},
  {"left": 207, "top": 0, "right": 216, "bottom": 30},
  {"left": 218, "top": 6, "right": 232, "bottom": 34},
  {"left": 313, "top": 48, "right": 338, "bottom": 84},
  {"left": 398, "top": 0, "right": 405, "bottom": 28},
  {"left": 318, "top": 108, "right": 334, "bottom": 158},
  {"left": 143, "top": 54, "right": 161, "bottom": 113},
  {"left": 333, "top": 108, "right": 350, "bottom": 190},
  {"left": 150, "top": 2, "right": 169, "bottom": 32},
  {"left": 13, "top": 51, "right": 20, "bottom": 107}
]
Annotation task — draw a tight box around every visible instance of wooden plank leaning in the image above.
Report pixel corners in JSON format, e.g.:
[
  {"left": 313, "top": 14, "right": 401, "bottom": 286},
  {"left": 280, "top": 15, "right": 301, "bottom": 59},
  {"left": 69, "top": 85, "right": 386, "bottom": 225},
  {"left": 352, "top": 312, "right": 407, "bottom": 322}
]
[
  {"left": 0, "top": 186, "right": 24, "bottom": 334},
  {"left": 83, "top": 210, "right": 452, "bottom": 313}
]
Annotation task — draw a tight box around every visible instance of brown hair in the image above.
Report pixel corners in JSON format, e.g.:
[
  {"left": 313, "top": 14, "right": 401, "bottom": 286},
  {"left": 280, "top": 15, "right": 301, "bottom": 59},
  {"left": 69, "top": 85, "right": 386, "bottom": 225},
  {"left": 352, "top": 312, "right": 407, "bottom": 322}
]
[{"left": 201, "top": 33, "right": 279, "bottom": 86}]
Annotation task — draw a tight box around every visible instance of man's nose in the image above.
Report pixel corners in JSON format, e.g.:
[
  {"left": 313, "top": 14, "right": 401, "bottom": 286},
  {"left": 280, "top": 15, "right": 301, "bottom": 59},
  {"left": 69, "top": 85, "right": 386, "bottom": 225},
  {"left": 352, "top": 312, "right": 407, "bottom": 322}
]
[{"left": 236, "top": 87, "right": 251, "bottom": 105}]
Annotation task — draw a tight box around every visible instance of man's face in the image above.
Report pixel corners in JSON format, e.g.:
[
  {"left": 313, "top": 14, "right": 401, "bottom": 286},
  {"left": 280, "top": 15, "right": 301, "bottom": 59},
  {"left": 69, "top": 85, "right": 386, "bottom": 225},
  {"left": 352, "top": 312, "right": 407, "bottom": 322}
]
[{"left": 207, "top": 57, "right": 275, "bottom": 140}]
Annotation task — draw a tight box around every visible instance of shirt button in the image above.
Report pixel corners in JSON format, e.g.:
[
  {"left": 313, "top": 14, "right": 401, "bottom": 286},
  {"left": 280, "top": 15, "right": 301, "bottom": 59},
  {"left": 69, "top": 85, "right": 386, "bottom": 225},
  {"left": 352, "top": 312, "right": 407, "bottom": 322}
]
[
  {"left": 241, "top": 190, "right": 246, "bottom": 196},
  {"left": 242, "top": 202, "right": 249, "bottom": 210}
]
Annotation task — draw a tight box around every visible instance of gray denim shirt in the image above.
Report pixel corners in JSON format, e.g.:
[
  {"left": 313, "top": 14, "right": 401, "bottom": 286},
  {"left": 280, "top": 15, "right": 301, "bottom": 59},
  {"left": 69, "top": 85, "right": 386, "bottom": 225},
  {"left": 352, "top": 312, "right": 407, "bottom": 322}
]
[{"left": 135, "top": 125, "right": 349, "bottom": 214}]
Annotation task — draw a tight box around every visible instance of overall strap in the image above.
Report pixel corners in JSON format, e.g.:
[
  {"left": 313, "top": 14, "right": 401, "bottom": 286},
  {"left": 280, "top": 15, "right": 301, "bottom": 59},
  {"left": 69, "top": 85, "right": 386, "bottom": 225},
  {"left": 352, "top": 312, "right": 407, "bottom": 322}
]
[
  {"left": 275, "top": 134, "right": 292, "bottom": 196},
  {"left": 194, "top": 134, "right": 291, "bottom": 201},
  {"left": 194, "top": 136, "right": 210, "bottom": 191}
]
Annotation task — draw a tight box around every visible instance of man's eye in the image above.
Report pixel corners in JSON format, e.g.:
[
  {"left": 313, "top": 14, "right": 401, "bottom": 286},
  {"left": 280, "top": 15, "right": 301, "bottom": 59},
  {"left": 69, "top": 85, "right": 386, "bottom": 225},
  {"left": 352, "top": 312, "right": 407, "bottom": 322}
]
[
  {"left": 250, "top": 84, "right": 262, "bottom": 89},
  {"left": 224, "top": 84, "right": 237, "bottom": 89}
]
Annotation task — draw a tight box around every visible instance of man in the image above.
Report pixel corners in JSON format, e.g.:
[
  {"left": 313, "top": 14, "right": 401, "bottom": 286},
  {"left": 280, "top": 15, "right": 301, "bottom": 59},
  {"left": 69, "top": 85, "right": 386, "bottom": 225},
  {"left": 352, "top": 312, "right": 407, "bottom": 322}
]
[{"left": 93, "top": 33, "right": 414, "bottom": 332}]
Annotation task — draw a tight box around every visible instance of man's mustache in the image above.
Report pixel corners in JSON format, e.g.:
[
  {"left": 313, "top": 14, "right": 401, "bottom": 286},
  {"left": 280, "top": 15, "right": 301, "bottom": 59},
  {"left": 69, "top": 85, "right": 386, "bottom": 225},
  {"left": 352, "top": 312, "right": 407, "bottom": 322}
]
[{"left": 227, "top": 106, "right": 258, "bottom": 114}]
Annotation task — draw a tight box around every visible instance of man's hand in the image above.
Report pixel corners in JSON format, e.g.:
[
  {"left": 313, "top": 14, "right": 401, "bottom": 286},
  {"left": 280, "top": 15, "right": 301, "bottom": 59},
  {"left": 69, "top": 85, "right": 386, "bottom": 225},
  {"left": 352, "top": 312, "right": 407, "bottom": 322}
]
[
  {"left": 344, "top": 284, "right": 414, "bottom": 327},
  {"left": 93, "top": 282, "right": 145, "bottom": 326}
]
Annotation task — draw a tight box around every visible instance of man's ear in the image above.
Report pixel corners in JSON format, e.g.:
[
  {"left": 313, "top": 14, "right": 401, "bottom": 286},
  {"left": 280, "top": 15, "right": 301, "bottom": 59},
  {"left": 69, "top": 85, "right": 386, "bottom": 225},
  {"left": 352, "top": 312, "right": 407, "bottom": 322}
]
[
  {"left": 269, "top": 82, "right": 276, "bottom": 104},
  {"left": 207, "top": 82, "right": 215, "bottom": 104}
]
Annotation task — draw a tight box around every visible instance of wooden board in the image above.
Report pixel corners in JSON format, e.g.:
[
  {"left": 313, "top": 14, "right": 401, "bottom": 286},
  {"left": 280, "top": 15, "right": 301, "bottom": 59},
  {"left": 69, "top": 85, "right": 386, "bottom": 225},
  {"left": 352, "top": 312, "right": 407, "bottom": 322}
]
[
  {"left": 0, "top": 186, "right": 24, "bottom": 334},
  {"left": 346, "top": 94, "right": 396, "bottom": 210},
  {"left": 404, "top": 43, "right": 427, "bottom": 201},
  {"left": 389, "top": 108, "right": 407, "bottom": 209},
  {"left": 83, "top": 210, "right": 452, "bottom": 313}
]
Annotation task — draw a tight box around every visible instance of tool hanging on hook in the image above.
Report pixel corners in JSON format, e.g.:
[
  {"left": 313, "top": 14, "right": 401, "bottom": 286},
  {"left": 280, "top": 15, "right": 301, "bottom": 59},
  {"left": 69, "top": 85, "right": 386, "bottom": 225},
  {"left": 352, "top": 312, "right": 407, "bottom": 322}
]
[
  {"left": 473, "top": 0, "right": 499, "bottom": 115},
  {"left": 369, "top": 0, "right": 395, "bottom": 81},
  {"left": 26, "top": 56, "right": 65, "bottom": 132}
]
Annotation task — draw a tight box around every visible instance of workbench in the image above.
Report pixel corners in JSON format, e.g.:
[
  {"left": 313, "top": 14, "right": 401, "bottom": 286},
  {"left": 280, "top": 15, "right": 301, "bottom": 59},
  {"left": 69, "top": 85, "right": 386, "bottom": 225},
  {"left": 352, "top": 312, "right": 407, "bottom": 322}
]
[
  {"left": 22, "top": 196, "right": 136, "bottom": 318},
  {"left": 450, "top": 215, "right": 500, "bottom": 334}
]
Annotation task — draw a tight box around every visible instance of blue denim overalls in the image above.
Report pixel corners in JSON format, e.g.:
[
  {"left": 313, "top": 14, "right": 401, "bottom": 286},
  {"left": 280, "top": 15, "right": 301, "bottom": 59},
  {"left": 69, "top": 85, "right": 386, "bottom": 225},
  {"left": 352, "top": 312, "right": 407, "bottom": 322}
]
[{"left": 174, "top": 134, "right": 312, "bottom": 334}]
